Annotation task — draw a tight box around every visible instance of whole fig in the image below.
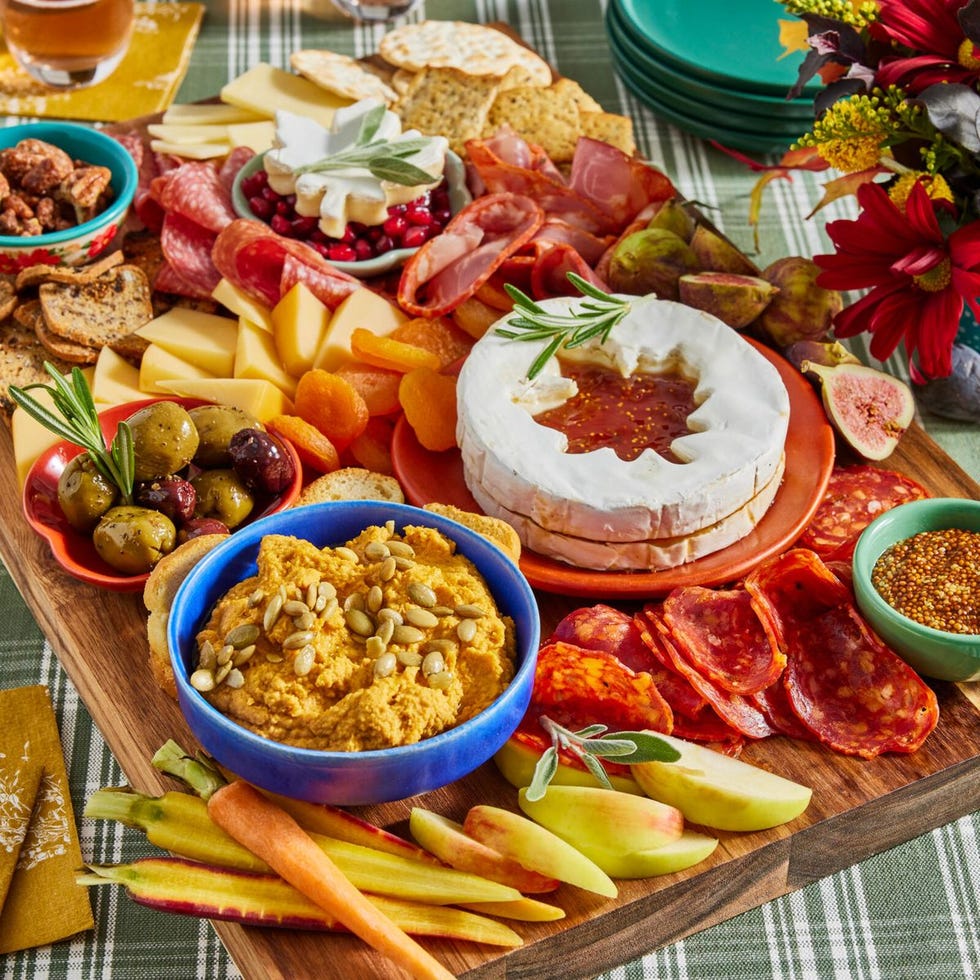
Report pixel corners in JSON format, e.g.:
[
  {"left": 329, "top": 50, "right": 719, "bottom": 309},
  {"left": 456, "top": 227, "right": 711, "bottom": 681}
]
[
  {"left": 753, "top": 256, "right": 842, "bottom": 348},
  {"left": 606, "top": 227, "right": 701, "bottom": 300},
  {"left": 914, "top": 344, "right": 980, "bottom": 422},
  {"left": 784, "top": 339, "right": 862, "bottom": 373},
  {"left": 646, "top": 198, "right": 696, "bottom": 242},
  {"left": 688, "top": 224, "right": 758, "bottom": 276},
  {"left": 678, "top": 271, "right": 778, "bottom": 329}
]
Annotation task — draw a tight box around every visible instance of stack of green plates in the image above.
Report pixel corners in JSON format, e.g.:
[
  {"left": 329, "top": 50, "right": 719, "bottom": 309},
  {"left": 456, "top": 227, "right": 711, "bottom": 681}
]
[{"left": 607, "top": 0, "right": 818, "bottom": 153}]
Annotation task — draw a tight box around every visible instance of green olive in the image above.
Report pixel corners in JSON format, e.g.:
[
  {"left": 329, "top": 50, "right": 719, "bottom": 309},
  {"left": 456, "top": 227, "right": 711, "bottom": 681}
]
[
  {"left": 57, "top": 453, "right": 118, "bottom": 532},
  {"left": 126, "top": 401, "right": 200, "bottom": 481},
  {"left": 189, "top": 405, "right": 263, "bottom": 468},
  {"left": 92, "top": 505, "right": 176, "bottom": 575},
  {"left": 191, "top": 469, "right": 254, "bottom": 529}
]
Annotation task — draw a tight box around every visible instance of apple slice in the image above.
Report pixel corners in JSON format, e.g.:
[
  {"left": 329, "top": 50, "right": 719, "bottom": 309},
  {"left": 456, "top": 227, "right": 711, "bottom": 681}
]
[
  {"left": 517, "top": 785, "right": 683, "bottom": 856},
  {"left": 631, "top": 733, "right": 812, "bottom": 831},
  {"left": 409, "top": 809, "right": 559, "bottom": 894},
  {"left": 494, "top": 734, "right": 644, "bottom": 795},
  {"left": 571, "top": 830, "right": 719, "bottom": 879},
  {"left": 463, "top": 805, "right": 617, "bottom": 898}
]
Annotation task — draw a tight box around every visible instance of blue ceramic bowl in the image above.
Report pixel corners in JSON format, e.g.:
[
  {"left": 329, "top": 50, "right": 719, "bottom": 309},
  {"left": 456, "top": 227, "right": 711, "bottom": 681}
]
[
  {"left": 0, "top": 122, "right": 138, "bottom": 273},
  {"left": 168, "top": 500, "right": 540, "bottom": 804},
  {"left": 853, "top": 497, "right": 980, "bottom": 682}
]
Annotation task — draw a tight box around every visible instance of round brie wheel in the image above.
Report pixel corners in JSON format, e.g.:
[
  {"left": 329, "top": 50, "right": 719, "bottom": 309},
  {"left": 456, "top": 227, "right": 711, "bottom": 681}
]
[{"left": 456, "top": 295, "right": 790, "bottom": 543}]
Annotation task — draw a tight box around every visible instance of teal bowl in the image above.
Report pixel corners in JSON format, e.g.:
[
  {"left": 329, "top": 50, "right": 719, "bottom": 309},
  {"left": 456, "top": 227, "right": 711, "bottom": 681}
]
[{"left": 853, "top": 498, "right": 980, "bottom": 682}]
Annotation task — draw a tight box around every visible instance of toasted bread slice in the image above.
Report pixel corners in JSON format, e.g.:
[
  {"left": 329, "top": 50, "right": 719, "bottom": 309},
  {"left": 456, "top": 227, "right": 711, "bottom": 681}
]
[
  {"left": 0, "top": 316, "right": 73, "bottom": 417},
  {"left": 14, "top": 249, "right": 124, "bottom": 291},
  {"left": 16, "top": 299, "right": 100, "bottom": 365},
  {"left": 296, "top": 467, "right": 405, "bottom": 506},
  {"left": 423, "top": 502, "right": 522, "bottom": 563}
]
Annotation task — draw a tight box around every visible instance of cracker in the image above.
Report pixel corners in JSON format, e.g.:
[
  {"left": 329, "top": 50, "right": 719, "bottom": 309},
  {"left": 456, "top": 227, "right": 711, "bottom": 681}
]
[
  {"left": 390, "top": 68, "right": 416, "bottom": 96},
  {"left": 14, "top": 250, "right": 124, "bottom": 291},
  {"left": 38, "top": 264, "right": 153, "bottom": 349},
  {"left": 580, "top": 110, "right": 637, "bottom": 156},
  {"left": 16, "top": 299, "right": 99, "bottom": 365},
  {"left": 0, "top": 316, "right": 72, "bottom": 417},
  {"left": 395, "top": 66, "right": 505, "bottom": 157},
  {"left": 486, "top": 84, "right": 583, "bottom": 163},
  {"left": 290, "top": 49, "right": 398, "bottom": 105},
  {"left": 551, "top": 77, "right": 603, "bottom": 114},
  {"left": 380, "top": 20, "right": 552, "bottom": 86}
]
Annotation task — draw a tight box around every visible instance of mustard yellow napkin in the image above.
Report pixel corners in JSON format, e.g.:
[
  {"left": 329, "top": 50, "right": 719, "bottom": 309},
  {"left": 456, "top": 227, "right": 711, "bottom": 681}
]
[
  {"left": 0, "top": 756, "right": 42, "bottom": 914},
  {"left": 0, "top": 686, "right": 93, "bottom": 953},
  {"left": 0, "top": 2, "right": 204, "bottom": 122}
]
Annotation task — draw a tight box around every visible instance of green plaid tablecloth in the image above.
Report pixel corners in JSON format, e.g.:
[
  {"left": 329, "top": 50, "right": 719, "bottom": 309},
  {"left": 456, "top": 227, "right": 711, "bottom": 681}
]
[{"left": 1, "top": 2, "right": 978, "bottom": 978}]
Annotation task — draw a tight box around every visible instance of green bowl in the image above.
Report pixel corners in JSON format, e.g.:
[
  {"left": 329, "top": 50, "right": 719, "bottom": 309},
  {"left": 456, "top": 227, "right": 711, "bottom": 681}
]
[{"left": 852, "top": 497, "right": 980, "bottom": 682}]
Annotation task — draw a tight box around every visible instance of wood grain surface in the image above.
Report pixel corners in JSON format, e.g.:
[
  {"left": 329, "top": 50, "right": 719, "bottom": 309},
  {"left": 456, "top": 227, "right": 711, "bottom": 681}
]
[{"left": 2, "top": 419, "right": 979, "bottom": 980}]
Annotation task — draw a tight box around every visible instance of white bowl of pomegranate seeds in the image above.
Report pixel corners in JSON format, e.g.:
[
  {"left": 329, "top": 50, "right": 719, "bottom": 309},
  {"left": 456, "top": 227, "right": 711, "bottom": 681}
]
[{"left": 232, "top": 149, "right": 470, "bottom": 278}]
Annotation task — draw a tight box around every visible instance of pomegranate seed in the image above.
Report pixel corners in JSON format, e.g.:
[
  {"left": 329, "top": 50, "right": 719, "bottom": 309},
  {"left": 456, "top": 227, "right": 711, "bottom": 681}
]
[
  {"left": 341, "top": 223, "right": 357, "bottom": 243},
  {"left": 406, "top": 205, "right": 434, "bottom": 226},
  {"left": 327, "top": 243, "right": 357, "bottom": 262},
  {"left": 402, "top": 225, "right": 432, "bottom": 248},
  {"left": 354, "top": 238, "right": 375, "bottom": 260},
  {"left": 270, "top": 214, "right": 294, "bottom": 236},
  {"left": 383, "top": 214, "right": 407, "bottom": 237},
  {"left": 248, "top": 196, "right": 273, "bottom": 219},
  {"left": 291, "top": 216, "right": 318, "bottom": 236},
  {"left": 433, "top": 208, "right": 452, "bottom": 225},
  {"left": 240, "top": 173, "right": 267, "bottom": 197},
  {"left": 387, "top": 203, "right": 407, "bottom": 215},
  {"left": 261, "top": 185, "right": 279, "bottom": 201},
  {"left": 374, "top": 234, "right": 394, "bottom": 254}
]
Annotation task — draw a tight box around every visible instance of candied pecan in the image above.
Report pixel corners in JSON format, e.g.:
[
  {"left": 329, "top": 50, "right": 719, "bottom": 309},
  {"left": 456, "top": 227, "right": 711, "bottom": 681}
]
[
  {"left": 59, "top": 164, "right": 112, "bottom": 222},
  {"left": 35, "top": 196, "right": 57, "bottom": 230},
  {"left": 3, "top": 194, "right": 33, "bottom": 220},
  {"left": 0, "top": 209, "right": 21, "bottom": 235},
  {"left": 2, "top": 139, "right": 74, "bottom": 195},
  {"left": 0, "top": 172, "right": 8, "bottom": 201}
]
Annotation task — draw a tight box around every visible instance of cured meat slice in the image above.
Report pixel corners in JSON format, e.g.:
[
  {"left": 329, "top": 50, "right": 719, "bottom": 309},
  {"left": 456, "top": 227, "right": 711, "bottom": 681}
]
[
  {"left": 531, "top": 640, "right": 673, "bottom": 735},
  {"left": 531, "top": 218, "right": 613, "bottom": 265},
  {"left": 749, "top": 680, "right": 815, "bottom": 741},
  {"left": 636, "top": 608, "right": 774, "bottom": 740},
  {"left": 529, "top": 241, "right": 609, "bottom": 299},
  {"left": 796, "top": 464, "right": 930, "bottom": 561},
  {"left": 218, "top": 146, "right": 255, "bottom": 195},
  {"left": 154, "top": 260, "right": 215, "bottom": 300},
  {"left": 745, "top": 549, "right": 940, "bottom": 758},
  {"left": 159, "top": 213, "right": 220, "bottom": 296},
  {"left": 159, "top": 161, "right": 238, "bottom": 234},
  {"left": 212, "top": 219, "right": 359, "bottom": 309},
  {"left": 397, "top": 193, "right": 544, "bottom": 317},
  {"left": 662, "top": 586, "right": 785, "bottom": 695}
]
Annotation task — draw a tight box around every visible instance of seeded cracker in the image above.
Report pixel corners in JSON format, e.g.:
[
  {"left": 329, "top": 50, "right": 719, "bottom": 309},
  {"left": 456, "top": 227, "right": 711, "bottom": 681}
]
[
  {"left": 551, "top": 77, "right": 604, "bottom": 114},
  {"left": 13, "top": 250, "right": 125, "bottom": 292},
  {"left": 379, "top": 20, "right": 552, "bottom": 85},
  {"left": 0, "top": 316, "right": 72, "bottom": 418},
  {"left": 486, "top": 84, "right": 583, "bottom": 163},
  {"left": 16, "top": 299, "right": 99, "bottom": 365},
  {"left": 290, "top": 50, "right": 398, "bottom": 105},
  {"left": 580, "top": 111, "right": 637, "bottom": 156}
]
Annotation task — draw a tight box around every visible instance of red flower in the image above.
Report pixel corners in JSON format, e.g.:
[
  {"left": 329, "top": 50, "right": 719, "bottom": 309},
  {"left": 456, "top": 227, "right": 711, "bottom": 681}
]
[
  {"left": 870, "top": 0, "right": 980, "bottom": 93},
  {"left": 814, "top": 180, "right": 980, "bottom": 377}
]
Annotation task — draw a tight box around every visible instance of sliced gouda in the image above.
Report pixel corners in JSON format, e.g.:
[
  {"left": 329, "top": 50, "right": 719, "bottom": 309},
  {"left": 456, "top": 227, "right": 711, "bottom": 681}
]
[
  {"left": 150, "top": 140, "right": 230, "bottom": 160},
  {"left": 272, "top": 281, "right": 329, "bottom": 377},
  {"left": 147, "top": 123, "right": 231, "bottom": 145},
  {"left": 212, "top": 277, "right": 274, "bottom": 332},
  {"left": 220, "top": 63, "right": 348, "bottom": 128},
  {"left": 313, "top": 287, "right": 409, "bottom": 372},
  {"left": 227, "top": 120, "right": 276, "bottom": 153},
  {"left": 136, "top": 309, "right": 238, "bottom": 377},
  {"left": 163, "top": 103, "right": 267, "bottom": 125},
  {"left": 139, "top": 343, "right": 216, "bottom": 394},
  {"left": 158, "top": 378, "right": 294, "bottom": 422},
  {"left": 235, "top": 317, "right": 298, "bottom": 400},
  {"left": 92, "top": 347, "right": 143, "bottom": 405}
]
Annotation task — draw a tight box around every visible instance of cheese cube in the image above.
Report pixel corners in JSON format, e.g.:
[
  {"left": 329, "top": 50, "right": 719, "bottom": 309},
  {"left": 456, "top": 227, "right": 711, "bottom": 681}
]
[
  {"left": 272, "top": 282, "right": 329, "bottom": 377},
  {"left": 162, "top": 103, "right": 267, "bottom": 125},
  {"left": 92, "top": 347, "right": 143, "bottom": 405},
  {"left": 313, "top": 288, "right": 410, "bottom": 372},
  {"left": 235, "top": 317, "right": 298, "bottom": 400},
  {"left": 136, "top": 308, "right": 238, "bottom": 377},
  {"left": 158, "top": 378, "right": 294, "bottom": 422},
  {"left": 140, "top": 343, "right": 216, "bottom": 394},
  {"left": 227, "top": 120, "right": 276, "bottom": 153},
  {"left": 220, "top": 64, "right": 348, "bottom": 128},
  {"left": 211, "top": 278, "right": 274, "bottom": 332}
]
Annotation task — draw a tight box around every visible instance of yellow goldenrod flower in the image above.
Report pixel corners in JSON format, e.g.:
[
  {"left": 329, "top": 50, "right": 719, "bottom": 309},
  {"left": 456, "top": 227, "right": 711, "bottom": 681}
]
[
  {"left": 780, "top": 0, "right": 878, "bottom": 28},
  {"left": 889, "top": 173, "right": 954, "bottom": 211},
  {"left": 796, "top": 94, "right": 892, "bottom": 171}
]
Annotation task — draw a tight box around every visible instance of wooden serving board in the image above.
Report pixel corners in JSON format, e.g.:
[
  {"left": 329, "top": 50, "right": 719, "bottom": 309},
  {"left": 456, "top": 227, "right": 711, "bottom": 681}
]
[{"left": 2, "top": 419, "right": 979, "bottom": 979}]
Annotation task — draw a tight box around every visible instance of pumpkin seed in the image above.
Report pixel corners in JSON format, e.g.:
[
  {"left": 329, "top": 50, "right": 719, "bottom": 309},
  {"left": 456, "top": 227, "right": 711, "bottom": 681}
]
[
  {"left": 345, "top": 608, "right": 375, "bottom": 637},
  {"left": 455, "top": 603, "right": 486, "bottom": 619},
  {"left": 384, "top": 519, "right": 396, "bottom": 536},
  {"left": 318, "top": 581, "right": 337, "bottom": 600},
  {"left": 377, "top": 607, "right": 403, "bottom": 625},
  {"left": 367, "top": 585, "right": 384, "bottom": 613},
  {"left": 225, "top": 668, "right": 245, "bottom": 689},
  {"left": 373, "top": 652, "right": 397, "bottom": 678},
  {"left": 283, "top": 629, "right": 315, "bottom": 650},
  {"left": 407, "top": 582, "right": 437, "bottom": 607},
  {"left": 225, "top": 623, "right": 261, "bottom": 649},
  {"left": 263, "top": 593, "right": 284, "bottom": 632},
  {"left": 247, "top": 588, "right": 265, "bottom": 608},
  {"left": 392, "top": 624, "right": 425, "bottom": 645},
  {"left": 215, "top": 661, "right": 233, "bottom": 684},
  {"left": 405, "top": 606, "right": 439, "bottom": 629},
  {"left": 430, "top": 605, "right": 454, "bottom": 617},
  {"left": 386, "top": 540, "right": 415, "bottom": 558},
  {"left": 344, "top": 591, "right": 365, "bottom": 613},
  {"left": 380, "top": 556, "right": 397, "bottom": 581},
  {"left": 293, "top": 610, "right": 316, "bottom": 631},
  {"left": 366, "top": 635, "right": 387, "bottom": 659},
  {"left": 320, "top": 597, "right": 339, "bottom": 619},
  {"left": 293, "top": 645, "right": 315, "bottom": 677},
  {"left": 232, "top": 644, "right": 256, "bottom": 667},
  {"left": 283, "top": 599, "right": 309, "bottom": 618},
  {"left": 397, "top": 650, "right": 423, "bottom": 667},
  {"left": 266, "top": 653, "right": 284, "bottom": 664},
  {"left": 393, "top": 556, "right": 416, "bottom": 571},
  {"left": 305, "top": 582, "right": 318, "bottom": 609},
  {"left": 335, "top": 546, "right": 360, "bottom": 563},
  {"left": 197, "top": 640, "right": 217, "bottom": 671},
  {"left": 423, "top": 638, "right": 457, "bottom": 655},
  {"left": 364, "top": 540, "right": 390, "bottom": 562},
  {"left": 457, "top": 618, "right": 478, "bottom": 643},
  {"left": 375, "top": 617, "right": 395, "bottom": 645},
  {"left": 427, "top": 669, "right": 454, "bottom": 690},
  {"left": 422, "top": 650, "right": 445, "bottom": 676},
  {"left": 216, "top": 643, "right": 234, "bottom": 666},
  {"left": 190, "top": 669, "right": 215, "bottom": 692}
]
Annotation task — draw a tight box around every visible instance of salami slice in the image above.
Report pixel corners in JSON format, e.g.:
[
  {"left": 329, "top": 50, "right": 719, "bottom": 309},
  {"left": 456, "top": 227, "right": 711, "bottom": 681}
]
[
  {"left": 796, "top": 464, "right": 930, "bottom": 561},
  {"left": 212, "top": 220, "right": 359, "bottom": 309},
  {"left": 153, "top": 260, "right": 215, "bottom": 301},
  {"left": 218, "top": 146, "right": 255, "bottom": 195},
  {"left": 529, "top": 241, "right": 609, "bottom": 299},
  {"left": 662, "top": 586, "right": 785, "bottom": 695},
  {"left": 745, "top": 549, "right": 940, "bottom": 758},
  {"left": 397, "top": 193, "right": 545, "bottom": 317},
  {"left": 749, "top": 680, "right": 815, "bottom": 741},
  {"left": 159, "top": 212, "right": 220, "bottom": 296},
  {"left": 159, "top": 161, "right": 238, "bottom": 234}
]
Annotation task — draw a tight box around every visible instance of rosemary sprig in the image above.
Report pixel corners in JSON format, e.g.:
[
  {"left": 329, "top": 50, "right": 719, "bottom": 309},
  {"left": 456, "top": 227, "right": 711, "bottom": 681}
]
[
  {"left": 496, "top": 273, "right": 631, "bottom": 380},
  {"left": 9, "top": 362, "right": 135, "bottom": 504},
  {"left": 525, "top": 716, "right": 680, "bottom": 802}
]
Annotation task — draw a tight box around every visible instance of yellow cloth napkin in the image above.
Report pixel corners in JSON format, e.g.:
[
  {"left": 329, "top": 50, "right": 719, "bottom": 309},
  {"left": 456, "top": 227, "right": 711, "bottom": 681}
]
[
  {"left": 0, "top": 2, "right": 204, "bottom": 122},
  {"left": 0, "top": 686, "right": 93, "bottom": 953},
  {"left": 0, "top": 756, "right": 42, "bottom": 914}
]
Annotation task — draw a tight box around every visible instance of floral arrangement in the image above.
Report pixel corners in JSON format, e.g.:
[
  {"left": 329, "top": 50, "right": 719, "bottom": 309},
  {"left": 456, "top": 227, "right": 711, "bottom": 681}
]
[{"left": 768, "top": 0, "right": 980, "bottom": 413}]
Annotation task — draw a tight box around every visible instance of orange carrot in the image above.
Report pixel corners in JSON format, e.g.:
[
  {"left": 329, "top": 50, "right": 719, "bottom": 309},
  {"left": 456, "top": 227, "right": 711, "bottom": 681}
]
[{"left": 207, "top": 780, "right": 455, "bottom": 980}]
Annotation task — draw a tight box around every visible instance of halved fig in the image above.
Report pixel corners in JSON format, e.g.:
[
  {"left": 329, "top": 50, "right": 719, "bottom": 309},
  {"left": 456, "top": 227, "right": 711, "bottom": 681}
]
[{"left": 678, "top": 271, "right": 778, "bottom": 328}]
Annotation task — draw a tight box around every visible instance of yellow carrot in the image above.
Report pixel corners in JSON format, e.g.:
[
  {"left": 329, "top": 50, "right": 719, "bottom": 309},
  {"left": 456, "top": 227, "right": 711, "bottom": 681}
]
[{"left": 207, "top": 779, "right": 455, "bottom": 980}]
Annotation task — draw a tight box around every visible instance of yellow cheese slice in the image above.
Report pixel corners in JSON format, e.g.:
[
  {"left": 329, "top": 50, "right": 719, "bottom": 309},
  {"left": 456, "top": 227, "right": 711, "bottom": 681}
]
[
  {"left": 227, "top": 120, "right": 276, "bottom": 153},
  {"left": 313, "top": 287, "right": 410, "bottom": 372},
  {"left": 158, "top": 378, "right": 294, "bottom": 422},
  {"left": 136, "top": 309, "right": 238, "bottom": 377},
  {"left": 147, "top": 123, "right": 231, "bottom": 145},
  {"left": 139, "top": 343, "right": 216, "bottom": 394},
  {"left": 220, "top": 63, "right": 348, "bottom": 128},
  {"left": 235, "top": 317, "right": 298, "bottom": 400},
  {"left": 162, "top": 103, "right": 267, "bottom": 125},
  {"left": 212, "top": 277, "right": 274, "bottom": 332},
  {"left": 150, "top": 140, "right": 230, "bottom": 160},
  {"left": 272, "top": 281, "right": 330, "bottom": 377},
  {"left": 92, "top": 347, "right": 143, "bottom": 406}
]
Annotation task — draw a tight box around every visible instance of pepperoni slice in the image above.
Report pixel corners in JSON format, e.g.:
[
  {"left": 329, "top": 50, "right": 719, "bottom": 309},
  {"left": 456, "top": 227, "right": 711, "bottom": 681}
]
[
  {"left": 397, "top": 193, "right": 544, "bottom": 317},
  {"left": 636, "top": 608, "right": 774, "bottom": 740},
  {"left": 796, "top": 464, "right": 930, "bottom": 561},
  {"left": 159, "top": 213, "right": 220, "bottom": 296},
  {"left": 745, "top": 549, "right": 940, "bottom": 758},
  {"left": 159, "top": 161, "right": 238, "bottom": 234},
  {"left": 212, "top": 219, "right": 359, "bottom": 308},
  {"left": 662, "top": 586, "right": 785, "bottom": 695}
]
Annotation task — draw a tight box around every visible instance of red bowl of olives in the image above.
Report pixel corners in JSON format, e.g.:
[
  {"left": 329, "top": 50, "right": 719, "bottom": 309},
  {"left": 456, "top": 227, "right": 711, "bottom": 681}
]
[{"left": 22, "top": 397, "right": 303, "bottom": 592}]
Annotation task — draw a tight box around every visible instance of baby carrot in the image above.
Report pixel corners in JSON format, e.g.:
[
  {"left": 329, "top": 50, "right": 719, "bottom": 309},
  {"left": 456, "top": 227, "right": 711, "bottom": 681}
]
[{"left": 207, "top": 779, "right": 456, "bottom": 980}]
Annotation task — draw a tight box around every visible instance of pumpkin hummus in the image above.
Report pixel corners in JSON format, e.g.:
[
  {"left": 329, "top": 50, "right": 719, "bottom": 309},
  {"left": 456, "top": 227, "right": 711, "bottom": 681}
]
[{"left": 194, "top": 523, "right": 516, "bottom": 751}]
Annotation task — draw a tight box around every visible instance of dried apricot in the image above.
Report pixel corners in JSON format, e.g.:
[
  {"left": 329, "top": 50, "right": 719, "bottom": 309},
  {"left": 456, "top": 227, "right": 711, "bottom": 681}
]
[
  {"left": 390, "top": 316, "right": 474, "bottom": 368},
  {"left": 293, "top": 369, "right": 369, "bottom": 451},
  {"left": 350, "top": 328, "right": 441, "bottom": 373},
  {"left": 474, "top": 276, "right": 516, "bottom": 311},
  {"left": 450, "top": 296, "right": 503, "bottom": 340},
  {"left": 266, "top": 414, "right": 340, "bottom": 474},
  {"left": 399, "top": 367, "right": 458, "bottom": 452},
  {"left": 333, "top": 361, "right": 403, "bottom": 416},
  {"left": 348, "top": 416, "right": 396, "bottom": 475}
]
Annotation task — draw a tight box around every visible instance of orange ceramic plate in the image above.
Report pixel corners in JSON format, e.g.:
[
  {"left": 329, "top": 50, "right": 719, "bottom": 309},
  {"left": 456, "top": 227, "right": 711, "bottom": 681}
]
[
  {"left": 23, "top": 397, "right": 303, "bottom": 592},
  {"left": 392, "top": 339, "right": 835, "bottom": 598}
]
